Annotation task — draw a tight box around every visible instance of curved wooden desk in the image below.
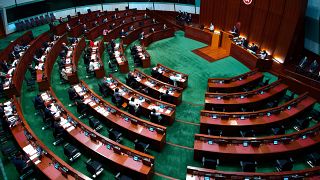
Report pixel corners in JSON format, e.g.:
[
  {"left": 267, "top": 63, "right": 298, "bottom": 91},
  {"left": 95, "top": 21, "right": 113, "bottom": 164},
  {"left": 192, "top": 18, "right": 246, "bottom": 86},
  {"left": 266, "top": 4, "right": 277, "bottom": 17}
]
[
  {"left": 204, "top": 80, "right": 288, "bottom": 111},
  {"left": 152, "top": 63, "right": 189, "bottom": 89},
  {"left": 207, "top": 69, "right": 264, "bottom": 93},
  {"left": 141, "top": 27, "right": 175, "bottom": 47},
  {"left": 102, "top": 75, "right": 176, "bottom": 125},
  {"left": 194, "top": 123, "right": 320, "bottom": 161},
  {"left": 2, "top": 32, "right": 34, "bottom": 97},
  {"left": 5, "top": 97, "right": 90, "bottom": 180},
  {"left": 37, "top": 34, "right": 68, "bottom": 91},
  {"left": 131, "top": 69, "right": 183, "bottom": 105},
  {"left": 186, "top": 166, "right": 320, "bottom": 179},
  {"left": 73, "top": 81, "right": 166, "bottom": 151},
  {"left": 200, "top": 93, "right": 316, "bottom": 134},
  {"left": 13, "top": 31, "right": 51, "bottom": 97},
  {"left": 87, "top": 10, "right": 141, "bottom": 41},
  {"left": 40, "top": 89, "right": 155, "bottom": 179},
  {"left": 123, "top": 21, "right": 159, "bottom": 45},
  {"left": 113, "top": 40, "right": 129, "bottom": 73}
]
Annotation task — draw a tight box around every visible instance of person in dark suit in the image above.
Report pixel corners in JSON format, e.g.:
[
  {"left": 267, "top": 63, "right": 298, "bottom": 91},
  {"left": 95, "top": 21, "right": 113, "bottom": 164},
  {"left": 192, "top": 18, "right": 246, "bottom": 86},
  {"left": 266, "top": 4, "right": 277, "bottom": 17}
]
[
  {"left": 0, "top": 61, "right": 9, "bottom": 73},
  {"left": 68, "top": 87, "right": 80, "bottom": 101},
  {"left": 149, "top": 109, "right": 162, "bottom": 124},
  {"left": 34, "top": 94, "right": 44, "bottom": 110},
  {"left": 126, "top": 72, "right": 137, "bottom": 88},
  {"left": 44, "top": 104, "right": 54, "bottom": 120},
  {"left": 249, "top": 43, "right": 258, "bottom": 53},
  {"left": 231, "top": 25, "right": 239, "bottom": 37},
  {"left": 161, "top": 90, "right": 171, "bottom": 103},
  {"left": 113, "top": 88, "right": 123, "bottom": 107}
]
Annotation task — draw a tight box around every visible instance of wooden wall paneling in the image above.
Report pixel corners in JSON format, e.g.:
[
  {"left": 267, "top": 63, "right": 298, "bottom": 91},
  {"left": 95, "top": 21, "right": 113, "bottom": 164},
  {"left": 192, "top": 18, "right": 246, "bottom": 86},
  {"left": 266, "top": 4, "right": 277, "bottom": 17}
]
[
  {"left": 273, "top": 0, "right": 305, "bottom": 62},
  {"left": 199, "top": 0, "right": 206, "bottom": 24},
  {"left": 260, "top": 0, "right": 286, "bottom": 55},
  {"left": 224, "top": 0, "right": 241, "bottom": 31},
  {"left": 212, "top": 0, "right": 227, "bottom": 30},
  {"left": 237, "top": 0, "right": 255, "bottom": 38},
  {"left": 248, "top": 0, "right": 270, "bottom": 46}
]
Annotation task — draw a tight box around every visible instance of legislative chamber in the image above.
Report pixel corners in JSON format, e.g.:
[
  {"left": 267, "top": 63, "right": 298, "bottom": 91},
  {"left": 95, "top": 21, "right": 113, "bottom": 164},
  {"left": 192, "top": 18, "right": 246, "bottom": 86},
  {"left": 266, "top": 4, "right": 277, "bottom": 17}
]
[{"left": 0, "top": 0, "right": 319, "bottom": 179}]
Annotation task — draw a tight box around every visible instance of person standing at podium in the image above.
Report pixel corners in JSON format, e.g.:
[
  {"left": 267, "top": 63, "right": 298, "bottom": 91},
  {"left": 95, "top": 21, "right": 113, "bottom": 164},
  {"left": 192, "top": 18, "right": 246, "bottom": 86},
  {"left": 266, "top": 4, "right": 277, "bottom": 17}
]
[{"left": 209, "top": 23, "right": 215, "bottom": 32}]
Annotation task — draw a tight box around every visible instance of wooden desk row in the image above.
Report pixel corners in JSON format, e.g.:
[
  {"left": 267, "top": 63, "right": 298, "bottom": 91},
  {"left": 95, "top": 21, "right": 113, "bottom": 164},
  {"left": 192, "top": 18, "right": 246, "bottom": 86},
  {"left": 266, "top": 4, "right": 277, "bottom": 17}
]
[
  {"left": 73, "top": 81, "right": 167, "bottom": 151},
  {"left": 194, "top": 122, "right": 320, "bottom": 161},
  {"left": 4, "top": 97, "right": 90, "bottom": 180},
  {"left": 40, "top": 89, "right": 155, "bottom": 179},
  {"left": 53, "top": 10, "right": 100, "bottom": 36},
  {"left": 113, "top": 40, "right": 129, "bottom": 73},
  {"left": 152, "top": 63, "right": 189, "bottom": 89},
  {"left": 186, "top": 166, "right": 320, "bottom": 180},
  {"left": 200, "top": 92, "right": 316, "bottom": 134},
  {"left": 87, "top": 10, "right": 144, "bottom": 41},
  {"left": 103, "top": 15, "right": 148, "bottom": 43},
  {"left": 184, "top": 25, "right": 213, "bottom": 45},
  {"left": 37, "top": 34, "right": 68, "bottom": 91},
  {"left": 0, "top": 31, "right": 33, "bottom": 63},
  {"left": 205, "top": 80, "right": 288, "bottom": 111},
  {"left": 102, "top": 75, "right": 176, "bottom": 125},
  {"left": 141, "top": 27, "right": 175, "bottom": 47},
  {"left": 131, "top": 69, "right": 183, "bottom": 105},
  {"left": 89, "top": 40, "right": 106, "bottom": 78},
  {"left": 133, "top": 45, "right": 151, "bottom": 68},
  {"left": 207, "top": 69, "right": 264, "bottom": 93},
  {"left": 11, "top": 31, "right": 51, "bottom": 97},
  {"left": 122, "top": 21, "right": 159, "bottom": 45}
]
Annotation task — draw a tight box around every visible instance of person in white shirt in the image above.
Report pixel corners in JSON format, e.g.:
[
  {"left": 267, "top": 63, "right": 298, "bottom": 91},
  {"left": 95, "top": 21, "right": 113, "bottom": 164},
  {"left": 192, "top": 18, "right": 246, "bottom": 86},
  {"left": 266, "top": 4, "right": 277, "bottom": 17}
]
[
  {"left": 163, "top": 24, "right": 167, "bottom": 30},
  {"left": 209, "top": 23, "right": 214, "bottom": 32},
  {"left": 89, "top": 59, "right": 95, "bottom": 72},
  {"left": 103, "top": 29, "right": 108, "bottom": 36},
  {"left": 61, "top": 68, "right": 68, "bottom": 80},
  {"left": 129, "top": 97, "right": 140, "bottom": 116},
  {"left": 259, "top": 50, "right": 268, "bottom": 59}
]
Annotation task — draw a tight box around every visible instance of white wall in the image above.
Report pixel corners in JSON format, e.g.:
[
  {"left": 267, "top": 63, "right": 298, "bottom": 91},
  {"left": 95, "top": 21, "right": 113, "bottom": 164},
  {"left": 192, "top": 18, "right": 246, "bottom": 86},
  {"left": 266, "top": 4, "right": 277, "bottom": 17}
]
[
  {"left": 154, "top": 3, "right": 175, "bottom": 11},
  {"left": 128, "top": 2, "right": 153, "bottom": 10}
]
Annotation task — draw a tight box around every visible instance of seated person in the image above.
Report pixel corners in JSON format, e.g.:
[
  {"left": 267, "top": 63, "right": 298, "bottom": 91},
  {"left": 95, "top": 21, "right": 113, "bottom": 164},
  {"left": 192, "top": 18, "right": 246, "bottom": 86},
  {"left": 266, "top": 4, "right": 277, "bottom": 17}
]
[
  {"left": 298, "top": 56, "right": 308, "bottom": 70},
  {"left": 258, "top": 50, "right": 268, "bottom": 59},
  {"left": 231, "top": 25, "right": 239, "bottom": 37},
  {"left": 163, "top": 24, "right": 167, "bottom": 30},
  {"left": 126, "top": 72, "right": 136, "bottom": 87},
  {"left": 209, "top": 23, "right": 214, "bottom": 32},
  {"left": 139, "top": 32, "right": 145, "bottom": 40},
  {"left": 129, "top": 25, "right": 135, "bottom": 31},
  {"left": 128, "top": 97, "right": 140, "bottom": 116},
  {"left": 68, "top": 87, "right": 80, "bottom": 101},
  {"left": 34, "top": 94, "right": 45, "bottom": 110},
  {"left": 149, "top": 109, "right": 162, "bottom": 124},
  {"left": 120, "top": 29, "right": 126, "bottom": 37},
  {"left": 89, "top": 59, "right": 96, "bottom": 72},
  {"left": 241, "top": 38, "right": 249, "bottom": 48},
  {"left": 113, "top": 88, "right": 123, "bottom": 106},
  {"left": 150, "top": 28, "right": 155, "bottom": 33},
  {"left": 152, "top": 18, "right": 157, "bottom": 24},
  {"left": 249, "top": 43, "right": 258, "bottom": 53},
  {"left": 161, "top": 90, "right": 171, "bottom": 103},
  {"left": 308, "top": 60, "right": 319, "bottom": 74},
  {"left": 66, "top": 23, "right": 71, "bottom": 32}
]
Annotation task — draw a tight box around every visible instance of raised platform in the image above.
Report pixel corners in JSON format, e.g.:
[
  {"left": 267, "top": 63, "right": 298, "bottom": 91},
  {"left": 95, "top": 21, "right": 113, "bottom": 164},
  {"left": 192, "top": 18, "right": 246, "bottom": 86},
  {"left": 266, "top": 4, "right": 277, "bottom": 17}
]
[{"left": 192, "top": 46, "right": 229, "bottom": 62}]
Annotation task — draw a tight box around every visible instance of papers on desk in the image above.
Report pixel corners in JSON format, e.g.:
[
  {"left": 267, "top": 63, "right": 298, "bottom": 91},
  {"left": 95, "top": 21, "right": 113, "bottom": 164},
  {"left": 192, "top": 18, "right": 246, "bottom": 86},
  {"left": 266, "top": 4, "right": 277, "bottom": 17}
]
[
  {"left": 66, "top": 126, "right": 75, "bottom": 132},
  {"left": 135, "top": 77, "right": 141, "bottom": 82},
  {"left": 35, "top": 63, "right": 44, "bottom": 70},
  {"left": 65, "top": 66, "right": 73, "bottom": 73},
  {"left": 145, "top": 81, "right": 154, "bottom": 87},
  {"left": 83, "top": 98, "right": 91, "bottom": 104},
  {"left": 168, "top": 91, "right": 174, "bottom": 95},
  {"left": 115, "top": 43, "right": 120, "bottom": 50},
  {"left": 4, "top": 101, "right": 12, "bottom": 106},
  {"left": 74, "top": 85, "right": 82, "bottom": 93},
  {"left": 67, "top": 51, "right": 72, "bottom": 57},
  {"left": 96, "top": 106, "right": 110, "bottom": 116},
  {"left": 23, "top": 144, "right": 37, "bottom": 157},
  {"left": 165, "top": 109, "right": 171, "bottom": 114},
  {"left": 34, "top": 160, "right": 41, "bottom": 165},
  {"left": 158, "top": 87, "right": 166, "bottom": 93},
  {"left": 89, "top": 101, "right": 96, "bottom": 107}
]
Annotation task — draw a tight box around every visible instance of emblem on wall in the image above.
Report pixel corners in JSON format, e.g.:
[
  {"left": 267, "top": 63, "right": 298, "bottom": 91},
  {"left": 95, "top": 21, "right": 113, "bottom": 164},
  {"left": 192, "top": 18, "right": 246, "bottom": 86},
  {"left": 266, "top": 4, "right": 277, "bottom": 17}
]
[{"left": 243, "top": 0, "right": 253, "bottom": 5}]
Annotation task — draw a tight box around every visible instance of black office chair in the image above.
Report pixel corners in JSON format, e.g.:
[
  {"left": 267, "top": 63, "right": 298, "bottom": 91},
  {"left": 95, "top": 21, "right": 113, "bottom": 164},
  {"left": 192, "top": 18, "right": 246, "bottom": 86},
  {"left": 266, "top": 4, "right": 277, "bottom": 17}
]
[
  {"left": 108, "top": 128, "right": 122, "bottom": 143},
  {"left": 275, "top": 158, "right": 294, "bottom": 172},
  {"left": 271, "top": 125, "right": 285, "bottom": 135},
  {"left": 294, "top": 117, "right": 311, "bottom": 131},
  {"left": 53, "top": 123, "right": 64, "bottom": 146},
  {"left": 115, "top": 172, "right": 133, "bottom": 180},
  {"left": 207, "top": 128, "right": 222, "bottom": 136},
  {"left": 98, "top": 83, "right": 109, "bottom": 97},
  {"left": 86, "top": 159, "right": 104, "bottom": 178},
  {"left": 63, "top": 143, "right": 81, "bottom": 162},
  {"left": 240, "top": 161, "right": 257, "bottom": 172},
  {"left": 134, "top": 139, "right": 149, "bottom": 153},
  {"left": 202, "top": 157, "right": 219, "bottom": 169},
  {"left": 88, "top": 116, "right": 103, "bottom": 131},
  {"left": 25, "top": 76, "right": 35, "bottom": 91},
  {"left": 307, "top": 152, "right": 320, "bottom": 167},
  {"left": 240, "top": 130, "right": 256, "bottom": 137}
]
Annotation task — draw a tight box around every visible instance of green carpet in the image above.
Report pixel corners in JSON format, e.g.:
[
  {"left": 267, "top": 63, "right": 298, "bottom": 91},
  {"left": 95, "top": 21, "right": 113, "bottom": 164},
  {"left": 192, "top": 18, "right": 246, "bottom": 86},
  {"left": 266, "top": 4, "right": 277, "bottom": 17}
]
[{"left": 0, "top": 27, "right": 316, "bottom": 179}]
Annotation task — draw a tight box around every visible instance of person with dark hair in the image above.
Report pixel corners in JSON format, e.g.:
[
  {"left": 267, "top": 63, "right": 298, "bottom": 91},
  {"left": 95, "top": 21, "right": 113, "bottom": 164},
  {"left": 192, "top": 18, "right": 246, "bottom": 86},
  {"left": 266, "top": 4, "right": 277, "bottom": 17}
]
[
  {"left": 128, "top": 97, "right": 141, "bottom": 116},
  {"left": 113, "top": 88, "right": 123, "bottom": 107},
  {"left": 150, "top": 109, "right": 162, "bottom": 124}
]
